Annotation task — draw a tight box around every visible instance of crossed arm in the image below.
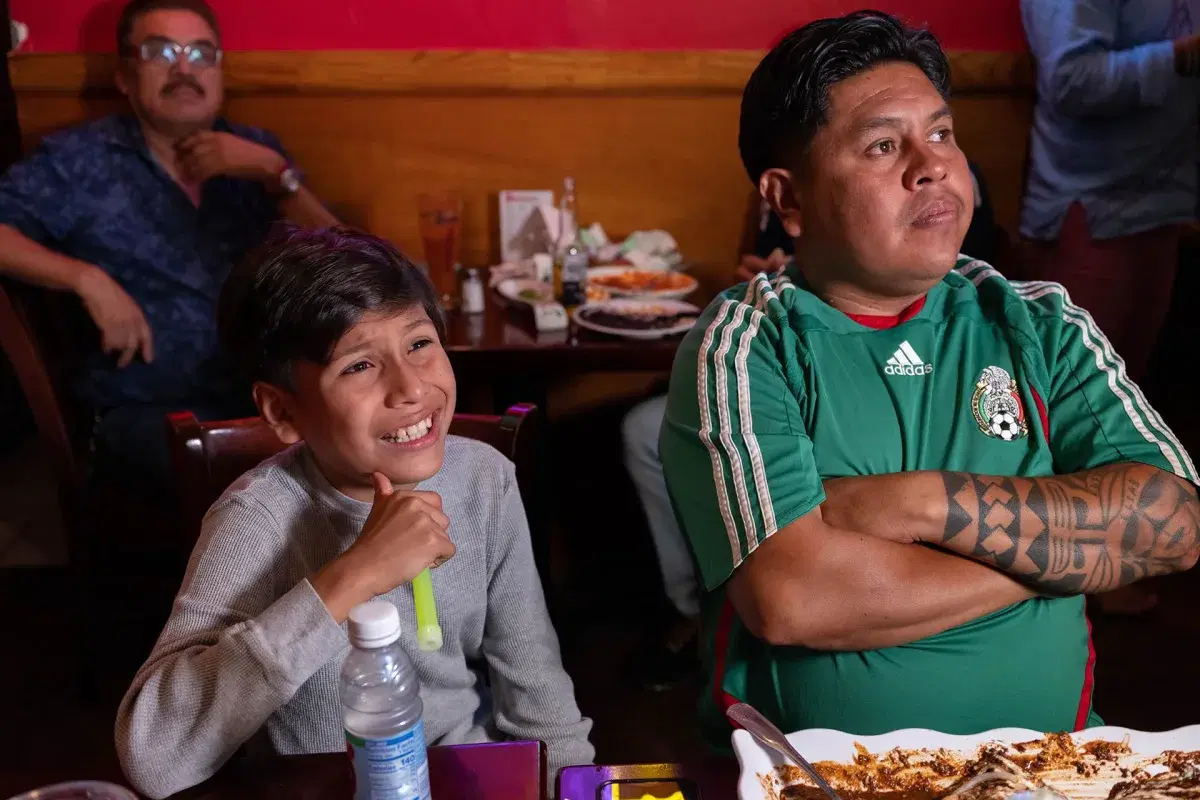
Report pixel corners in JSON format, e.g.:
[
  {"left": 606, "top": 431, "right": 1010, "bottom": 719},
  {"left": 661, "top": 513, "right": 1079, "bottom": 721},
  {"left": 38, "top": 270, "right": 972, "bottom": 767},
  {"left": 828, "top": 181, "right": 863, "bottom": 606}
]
[
  {"left": 822, "top": 462, "right": 1200, "bottom": 593},
  {"left": 731, "top": 462, "right": 1200, "bottom": 651}
]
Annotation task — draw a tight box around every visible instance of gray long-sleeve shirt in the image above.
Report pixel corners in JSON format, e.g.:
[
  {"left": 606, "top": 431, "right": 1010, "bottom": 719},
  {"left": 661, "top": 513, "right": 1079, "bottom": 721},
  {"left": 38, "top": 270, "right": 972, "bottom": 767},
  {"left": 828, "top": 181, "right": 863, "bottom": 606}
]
[{"left": 115, "top": 436, "right": 593, "bottom": 799}]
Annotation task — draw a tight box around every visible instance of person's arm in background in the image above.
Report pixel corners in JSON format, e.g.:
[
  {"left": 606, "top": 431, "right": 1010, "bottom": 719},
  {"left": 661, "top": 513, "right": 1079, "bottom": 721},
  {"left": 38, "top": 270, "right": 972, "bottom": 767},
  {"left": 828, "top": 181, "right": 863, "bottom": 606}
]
[
  {"left": 658, "top": 291, "right": 1034, "bottom": 652},
  {"left": 0, "top": 146, "right": 153, "bottom": 366},
  {"left": 1021, "top": 0, "right": 1197, "bottom": 118},
  {"left": 175, "top": 130, "right": 339, "bottom": 229},
  {"left": 819, "top": 275, "right": 1200, "bottom": 594}
]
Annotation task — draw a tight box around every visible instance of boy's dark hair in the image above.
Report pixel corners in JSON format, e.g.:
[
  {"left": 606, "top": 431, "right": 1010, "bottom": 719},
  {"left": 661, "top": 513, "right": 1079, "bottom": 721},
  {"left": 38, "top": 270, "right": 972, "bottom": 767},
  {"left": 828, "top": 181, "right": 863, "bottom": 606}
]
[
  {"left": 218, "top": 226, "right": 446, "bottom": 388},
  {"left": 738, "top": 10, "right": 950, "bottom": 183},
  {"left": 117, "top": 0, "right": 222, "bottom": 52}
]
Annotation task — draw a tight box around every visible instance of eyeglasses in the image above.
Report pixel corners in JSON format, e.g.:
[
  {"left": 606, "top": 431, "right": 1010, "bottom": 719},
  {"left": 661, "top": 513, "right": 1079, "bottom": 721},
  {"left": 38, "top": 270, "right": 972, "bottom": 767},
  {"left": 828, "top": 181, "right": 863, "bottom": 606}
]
[{"left": 131, "top": 37, "right": 222, "bottom": 69}]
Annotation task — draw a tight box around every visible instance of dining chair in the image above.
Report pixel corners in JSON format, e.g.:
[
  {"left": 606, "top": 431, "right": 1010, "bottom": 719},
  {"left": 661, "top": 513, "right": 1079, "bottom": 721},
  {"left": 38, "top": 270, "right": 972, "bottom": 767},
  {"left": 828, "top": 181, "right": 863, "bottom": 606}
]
[{"left": 166, "top": 402, "right": 543, "bottom": 546}]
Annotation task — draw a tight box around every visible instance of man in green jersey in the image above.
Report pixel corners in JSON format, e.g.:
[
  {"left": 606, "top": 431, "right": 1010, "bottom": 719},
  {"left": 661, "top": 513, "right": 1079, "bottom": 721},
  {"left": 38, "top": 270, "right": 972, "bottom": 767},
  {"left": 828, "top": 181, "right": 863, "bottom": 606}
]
[{"left": 659, "top": 11, "right": 1200, "bottom": 748}]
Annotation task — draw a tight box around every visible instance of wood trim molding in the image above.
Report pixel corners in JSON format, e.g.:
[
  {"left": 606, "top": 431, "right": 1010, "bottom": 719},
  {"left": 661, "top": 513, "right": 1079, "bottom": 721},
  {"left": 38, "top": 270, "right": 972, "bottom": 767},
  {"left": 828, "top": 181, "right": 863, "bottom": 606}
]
[{"left": 8, "top": 49, "right": 1033, "bottom": 95}]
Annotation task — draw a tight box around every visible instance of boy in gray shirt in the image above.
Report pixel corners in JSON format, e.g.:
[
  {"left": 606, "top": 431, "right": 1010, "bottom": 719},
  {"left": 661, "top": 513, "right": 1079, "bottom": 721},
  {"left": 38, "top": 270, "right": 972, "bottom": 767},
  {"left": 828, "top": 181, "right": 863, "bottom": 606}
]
[{"left": 115, "top": 228, "right": 594, "bottom": 798}]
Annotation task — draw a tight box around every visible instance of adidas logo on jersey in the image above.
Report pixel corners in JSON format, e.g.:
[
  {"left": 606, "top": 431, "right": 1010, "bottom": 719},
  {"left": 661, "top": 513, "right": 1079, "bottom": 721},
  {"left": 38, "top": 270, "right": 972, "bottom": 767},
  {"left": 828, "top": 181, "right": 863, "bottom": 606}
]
[{"left": 884, "top": 341, "right": 932, "bottom": 376}]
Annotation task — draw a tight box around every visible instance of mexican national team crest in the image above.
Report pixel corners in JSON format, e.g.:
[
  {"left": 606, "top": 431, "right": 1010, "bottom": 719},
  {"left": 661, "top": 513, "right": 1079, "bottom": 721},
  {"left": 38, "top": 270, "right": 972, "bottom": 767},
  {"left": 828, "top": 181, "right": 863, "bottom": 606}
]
[{"left": 972, "top": 366, "right": 1028, "bottom": 441}]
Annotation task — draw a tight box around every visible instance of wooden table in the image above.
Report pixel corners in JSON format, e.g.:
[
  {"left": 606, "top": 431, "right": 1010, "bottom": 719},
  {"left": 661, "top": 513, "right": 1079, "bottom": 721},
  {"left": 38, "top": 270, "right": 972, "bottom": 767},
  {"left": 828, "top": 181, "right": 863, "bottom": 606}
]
[{"left": 169, "top": 741, "right": 546, "bottom": 799}]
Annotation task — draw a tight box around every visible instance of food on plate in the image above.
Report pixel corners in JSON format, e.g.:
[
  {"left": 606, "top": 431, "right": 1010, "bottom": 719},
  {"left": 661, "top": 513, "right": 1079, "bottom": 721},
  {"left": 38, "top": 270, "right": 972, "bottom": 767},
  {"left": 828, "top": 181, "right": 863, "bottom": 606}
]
[
  {"left": 769, "top": 734, "right": 1200, "bottom": 800},
  {"left": 589, "top": 269, "right": 695, "bottom": 294},
  {"left": 576, "top": 303, "right": 697, "bottom": 332},
  {"left": 518, "top": 287, "right": 547, "bottom": 301},
  {"left": 586, "top": 284, "right": 611, "bottom": 303}
]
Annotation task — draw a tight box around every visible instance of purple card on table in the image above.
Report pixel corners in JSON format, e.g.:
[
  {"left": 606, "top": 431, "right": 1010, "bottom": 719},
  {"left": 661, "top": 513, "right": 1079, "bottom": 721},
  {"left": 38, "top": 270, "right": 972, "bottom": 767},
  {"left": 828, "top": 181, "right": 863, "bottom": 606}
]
[{"left": 428, "top": 740, "right": 545, "bottom": 800}]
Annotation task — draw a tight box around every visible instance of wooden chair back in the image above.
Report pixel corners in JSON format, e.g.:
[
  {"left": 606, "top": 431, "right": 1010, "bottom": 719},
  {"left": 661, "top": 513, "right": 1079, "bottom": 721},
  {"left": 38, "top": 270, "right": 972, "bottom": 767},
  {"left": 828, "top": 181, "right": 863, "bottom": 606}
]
[
  {"left": 0, "top": 280, "right": 96, "bottom": 492},
  {"left": 166, "top": 403, "right": 541, "bottom": 539}
]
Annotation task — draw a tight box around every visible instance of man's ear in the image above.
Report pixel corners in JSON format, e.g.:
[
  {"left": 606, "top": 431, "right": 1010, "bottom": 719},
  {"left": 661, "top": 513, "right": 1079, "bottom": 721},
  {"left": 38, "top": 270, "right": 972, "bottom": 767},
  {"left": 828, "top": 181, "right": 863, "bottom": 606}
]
[
  {"left": 254, "top": 382, "right": 302, "bottom": 445},
  {"left": 759, "top": 168, "right": 804, "bottom": 239},
  {"left": 114, "top": 61, "right": 131, "bottom": 98}
]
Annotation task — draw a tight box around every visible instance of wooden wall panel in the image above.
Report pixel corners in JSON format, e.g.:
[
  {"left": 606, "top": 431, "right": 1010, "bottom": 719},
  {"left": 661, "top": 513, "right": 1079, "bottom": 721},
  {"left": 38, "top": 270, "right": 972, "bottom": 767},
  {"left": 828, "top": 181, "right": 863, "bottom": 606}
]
[{"left": 9, "top": 50, "right": 1034, "bottom": 287}]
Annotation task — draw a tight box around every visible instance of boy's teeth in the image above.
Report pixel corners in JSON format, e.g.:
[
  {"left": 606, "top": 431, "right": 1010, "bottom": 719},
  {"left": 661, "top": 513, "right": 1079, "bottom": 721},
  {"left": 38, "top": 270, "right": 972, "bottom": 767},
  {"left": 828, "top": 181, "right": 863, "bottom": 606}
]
[{"left": 384, "top": 415, "right": 433, "bottom": 443}]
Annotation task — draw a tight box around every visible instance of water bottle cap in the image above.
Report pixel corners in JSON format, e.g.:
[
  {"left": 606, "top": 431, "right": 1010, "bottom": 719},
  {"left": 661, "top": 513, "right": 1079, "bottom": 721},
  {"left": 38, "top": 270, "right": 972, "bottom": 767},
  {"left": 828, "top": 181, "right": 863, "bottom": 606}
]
[{"left": 347, "top": 600, "right": 401, "bottom": 648}]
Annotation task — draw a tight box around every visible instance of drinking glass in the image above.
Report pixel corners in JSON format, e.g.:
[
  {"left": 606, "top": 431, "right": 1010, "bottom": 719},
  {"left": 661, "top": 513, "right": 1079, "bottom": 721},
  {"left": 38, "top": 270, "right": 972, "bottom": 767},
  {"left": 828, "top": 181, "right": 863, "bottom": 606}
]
[
  {"left": 5, "top": 781, "right": 139, "bottom": 800},
  {"left": 417, "top": 191, "right": 463, "bottom": 309}
]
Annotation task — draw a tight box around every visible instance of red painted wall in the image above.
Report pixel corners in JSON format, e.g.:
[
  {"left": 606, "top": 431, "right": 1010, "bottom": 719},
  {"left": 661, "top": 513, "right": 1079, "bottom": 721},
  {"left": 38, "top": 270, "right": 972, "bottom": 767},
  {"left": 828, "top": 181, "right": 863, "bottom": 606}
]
[{"left": 11, "top": 0, "right": 1026, "bottom": 53}]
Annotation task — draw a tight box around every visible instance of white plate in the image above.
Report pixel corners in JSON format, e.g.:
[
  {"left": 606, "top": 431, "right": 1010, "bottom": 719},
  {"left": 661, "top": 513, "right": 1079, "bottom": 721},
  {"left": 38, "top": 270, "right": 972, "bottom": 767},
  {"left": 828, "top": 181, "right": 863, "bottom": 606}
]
[
  {"left": 733, "top": 725, "right": 1200, "bottom": 800},
  {"left": 586, "top": 266, "right": 699, "bottom": 299},
  {"left": 495, "top": 278, "right": 553, "bottom": 306},
  {"left": 574, "top": 298, "right": 700, "bottom": 340}
]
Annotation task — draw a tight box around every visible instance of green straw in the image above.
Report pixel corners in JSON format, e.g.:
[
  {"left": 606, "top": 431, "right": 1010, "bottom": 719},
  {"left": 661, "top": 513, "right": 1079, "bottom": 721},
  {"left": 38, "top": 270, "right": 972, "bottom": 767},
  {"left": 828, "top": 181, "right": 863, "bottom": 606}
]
[{"left": 412, "top": 568, "right": 442, "bottom": 651}]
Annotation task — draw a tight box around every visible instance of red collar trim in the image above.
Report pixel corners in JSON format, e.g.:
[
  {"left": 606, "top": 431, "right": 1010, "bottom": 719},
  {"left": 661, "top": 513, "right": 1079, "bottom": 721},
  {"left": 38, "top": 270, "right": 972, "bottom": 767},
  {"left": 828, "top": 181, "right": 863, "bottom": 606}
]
[{"left": 844, "top": 296, "right": 927, "bottom": 329}]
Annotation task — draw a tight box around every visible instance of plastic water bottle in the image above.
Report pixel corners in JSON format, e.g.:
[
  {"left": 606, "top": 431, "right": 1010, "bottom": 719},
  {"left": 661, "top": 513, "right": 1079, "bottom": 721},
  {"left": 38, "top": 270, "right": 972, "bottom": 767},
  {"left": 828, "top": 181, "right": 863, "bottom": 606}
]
[{"left": 342, "top": 600, "right": 431, "bottom": 800}]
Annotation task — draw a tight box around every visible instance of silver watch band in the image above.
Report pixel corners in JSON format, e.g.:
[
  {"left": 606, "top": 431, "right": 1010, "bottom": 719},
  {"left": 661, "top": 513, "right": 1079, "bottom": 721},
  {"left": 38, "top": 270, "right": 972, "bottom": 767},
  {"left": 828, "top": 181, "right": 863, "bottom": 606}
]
[{"left": 278, "top": 166, "right": 302, "bottom": 195}]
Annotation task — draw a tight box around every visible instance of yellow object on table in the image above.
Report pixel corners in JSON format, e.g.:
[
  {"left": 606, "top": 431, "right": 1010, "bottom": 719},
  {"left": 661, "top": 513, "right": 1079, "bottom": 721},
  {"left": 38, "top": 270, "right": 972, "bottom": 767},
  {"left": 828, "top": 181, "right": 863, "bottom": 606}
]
[{"left": 611, "top": 790, "right": 684, "bottom": 800}]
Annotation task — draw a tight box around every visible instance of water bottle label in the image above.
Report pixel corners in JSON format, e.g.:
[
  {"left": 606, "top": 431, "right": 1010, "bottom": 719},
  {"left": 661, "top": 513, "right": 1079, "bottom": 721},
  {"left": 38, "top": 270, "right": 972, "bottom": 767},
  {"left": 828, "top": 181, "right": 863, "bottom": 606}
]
[{"left": 346, "top": 720, "right": 431, "bottom": 800}]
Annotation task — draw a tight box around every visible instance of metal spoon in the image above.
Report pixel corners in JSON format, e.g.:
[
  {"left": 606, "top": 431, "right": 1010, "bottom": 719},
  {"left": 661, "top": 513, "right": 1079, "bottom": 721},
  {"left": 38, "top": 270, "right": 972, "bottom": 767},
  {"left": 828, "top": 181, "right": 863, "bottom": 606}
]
[{"left": 726, "top": 702, "right": 843, "bottom": 800}]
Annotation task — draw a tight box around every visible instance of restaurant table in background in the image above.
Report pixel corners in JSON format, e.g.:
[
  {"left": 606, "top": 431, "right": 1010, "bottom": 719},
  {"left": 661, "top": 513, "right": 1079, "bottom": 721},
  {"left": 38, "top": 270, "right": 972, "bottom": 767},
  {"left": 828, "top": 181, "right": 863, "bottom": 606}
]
[
  {"left": 167, "top": 741, "right": 547, "bottom": 800},
  {"left": 443, "top": 288, "right": 686, "bottom": 378}
]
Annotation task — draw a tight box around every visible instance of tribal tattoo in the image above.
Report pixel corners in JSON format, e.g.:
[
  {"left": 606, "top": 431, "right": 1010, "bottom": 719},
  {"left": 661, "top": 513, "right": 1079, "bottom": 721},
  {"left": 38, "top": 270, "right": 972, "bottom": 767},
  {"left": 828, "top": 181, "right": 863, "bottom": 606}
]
[{"left": 939, "top": 464, "right": 1200, "bottom": 594}]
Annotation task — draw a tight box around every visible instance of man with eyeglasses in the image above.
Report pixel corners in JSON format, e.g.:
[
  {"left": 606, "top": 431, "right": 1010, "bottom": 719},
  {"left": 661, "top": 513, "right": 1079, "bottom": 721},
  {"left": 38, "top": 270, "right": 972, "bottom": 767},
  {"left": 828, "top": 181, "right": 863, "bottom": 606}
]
[{"left": 0, "top": 0, "right": 338, "bottom": 491}]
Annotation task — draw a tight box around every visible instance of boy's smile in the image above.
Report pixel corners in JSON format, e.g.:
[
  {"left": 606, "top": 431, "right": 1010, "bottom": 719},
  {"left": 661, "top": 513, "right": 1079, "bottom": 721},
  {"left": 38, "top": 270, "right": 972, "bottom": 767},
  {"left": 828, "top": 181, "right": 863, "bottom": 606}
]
[
  {"left": 256, "top": 306, "right": 456, "bottom": 502},
  {"left": 380, "top": 410, "right": 437, "bottom": 447}
]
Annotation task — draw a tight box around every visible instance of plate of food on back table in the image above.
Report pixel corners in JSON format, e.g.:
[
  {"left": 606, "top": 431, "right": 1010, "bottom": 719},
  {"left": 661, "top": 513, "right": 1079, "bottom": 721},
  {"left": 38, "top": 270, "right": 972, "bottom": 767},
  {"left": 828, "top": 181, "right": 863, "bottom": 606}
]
[
  {"left": 495, "top": 278, "right": 610, "bottom": 306},
  {"left": 574, "top": 298, "right": 700, "bottom": 340},
  {"left": 586, "top": 266, "right": 699, "bottom": 299}
]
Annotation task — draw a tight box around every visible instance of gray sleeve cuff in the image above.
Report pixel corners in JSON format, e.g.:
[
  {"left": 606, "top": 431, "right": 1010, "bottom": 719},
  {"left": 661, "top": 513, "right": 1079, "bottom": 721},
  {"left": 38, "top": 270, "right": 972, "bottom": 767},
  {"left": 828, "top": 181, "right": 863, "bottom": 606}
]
[{"left": 249, "top": 579, "right": 347, "bottom": 692}]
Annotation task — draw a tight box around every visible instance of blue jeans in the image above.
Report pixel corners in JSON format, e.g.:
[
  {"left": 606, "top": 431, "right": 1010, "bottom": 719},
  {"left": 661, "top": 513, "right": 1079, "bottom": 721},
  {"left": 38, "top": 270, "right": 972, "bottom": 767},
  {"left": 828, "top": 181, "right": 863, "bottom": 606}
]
[{"left": 621, "top": 394, "right": 701, "bottom": 618}]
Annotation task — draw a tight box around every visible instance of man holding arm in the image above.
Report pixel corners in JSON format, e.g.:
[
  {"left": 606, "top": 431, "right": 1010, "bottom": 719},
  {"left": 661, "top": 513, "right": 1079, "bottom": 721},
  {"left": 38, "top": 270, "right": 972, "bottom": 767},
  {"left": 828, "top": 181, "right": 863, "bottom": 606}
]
[
  {"left": 660, "top": 11, "right": 1200, "bottom": 749},
  {"left": 0, "top": 0, "right": 337, "bottom": 490}
]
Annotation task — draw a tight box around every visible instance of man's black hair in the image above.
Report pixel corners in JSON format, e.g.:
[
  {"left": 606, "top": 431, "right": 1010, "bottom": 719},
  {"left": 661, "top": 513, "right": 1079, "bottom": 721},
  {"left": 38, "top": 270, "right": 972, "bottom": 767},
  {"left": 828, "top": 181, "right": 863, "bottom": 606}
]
[
  {"left": 218, "top": 225, "right": 446, "bottom": 389},
  {"left": 116, "top": 0, "right": 222, "bottom": 52},
  {"left": 738, "top": 10, "right": 951, "bottom": 183}
]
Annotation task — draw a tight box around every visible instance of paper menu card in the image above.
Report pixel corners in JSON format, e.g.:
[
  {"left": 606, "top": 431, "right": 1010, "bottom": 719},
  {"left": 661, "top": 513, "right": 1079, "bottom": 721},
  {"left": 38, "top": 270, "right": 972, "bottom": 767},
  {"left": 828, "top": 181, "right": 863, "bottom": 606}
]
[{"left": 499, "top": 190, "right": 555, "bottom": 261}]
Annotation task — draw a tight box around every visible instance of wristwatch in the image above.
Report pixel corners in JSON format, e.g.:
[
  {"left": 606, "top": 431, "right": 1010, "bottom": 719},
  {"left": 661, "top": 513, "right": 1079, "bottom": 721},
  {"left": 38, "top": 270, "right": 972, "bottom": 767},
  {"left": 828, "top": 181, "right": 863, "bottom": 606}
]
[{"left": 277, "top": 165, "right": 302, "bottom": 195}]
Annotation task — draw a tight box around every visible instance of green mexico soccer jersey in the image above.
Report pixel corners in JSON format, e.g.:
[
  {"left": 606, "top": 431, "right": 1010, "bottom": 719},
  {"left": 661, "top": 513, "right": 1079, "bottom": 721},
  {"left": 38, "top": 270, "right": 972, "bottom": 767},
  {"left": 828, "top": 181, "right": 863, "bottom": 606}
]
[{"left": 660, "top": 257, "right": 1197, "bottom": 747}]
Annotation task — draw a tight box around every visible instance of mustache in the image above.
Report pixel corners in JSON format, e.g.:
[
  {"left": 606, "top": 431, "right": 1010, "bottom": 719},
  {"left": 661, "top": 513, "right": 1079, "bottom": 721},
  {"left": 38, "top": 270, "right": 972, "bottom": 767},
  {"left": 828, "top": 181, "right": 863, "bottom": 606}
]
[{"left": 162, "top": 76, "right": 204, "bottom": 97}]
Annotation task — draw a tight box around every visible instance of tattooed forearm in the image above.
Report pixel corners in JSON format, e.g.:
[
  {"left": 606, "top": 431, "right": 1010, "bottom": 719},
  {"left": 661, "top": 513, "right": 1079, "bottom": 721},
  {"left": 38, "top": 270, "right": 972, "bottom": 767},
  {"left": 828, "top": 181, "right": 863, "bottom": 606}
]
[{"left": 938, "top": 464, "right": 1200, "bottom": 594}]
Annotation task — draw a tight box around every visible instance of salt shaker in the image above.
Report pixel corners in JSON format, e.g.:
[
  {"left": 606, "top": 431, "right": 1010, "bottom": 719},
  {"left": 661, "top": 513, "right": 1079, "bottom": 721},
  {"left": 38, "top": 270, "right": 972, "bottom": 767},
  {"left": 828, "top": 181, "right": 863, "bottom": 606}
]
[{"left": 462, "top": 268, "right": 485, "bottom": 314}]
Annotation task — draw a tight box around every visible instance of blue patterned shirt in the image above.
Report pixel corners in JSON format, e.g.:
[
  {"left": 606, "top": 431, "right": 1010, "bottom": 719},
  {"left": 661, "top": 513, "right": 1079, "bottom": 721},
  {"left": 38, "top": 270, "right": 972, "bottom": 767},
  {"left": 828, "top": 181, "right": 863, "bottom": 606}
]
[
  {"left": 0, "top": 114, "right": 286, "bottom": 409},
  {"left": 1020, "top": 0, "right": 1199, "bottom": 240}
]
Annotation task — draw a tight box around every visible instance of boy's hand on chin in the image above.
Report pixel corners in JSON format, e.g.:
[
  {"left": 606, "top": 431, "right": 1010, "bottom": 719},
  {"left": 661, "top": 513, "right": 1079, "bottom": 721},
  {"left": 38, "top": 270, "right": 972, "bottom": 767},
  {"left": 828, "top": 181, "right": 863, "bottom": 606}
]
[{"left": 312, "top": 472, "right": 456, "bottom": 624}]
